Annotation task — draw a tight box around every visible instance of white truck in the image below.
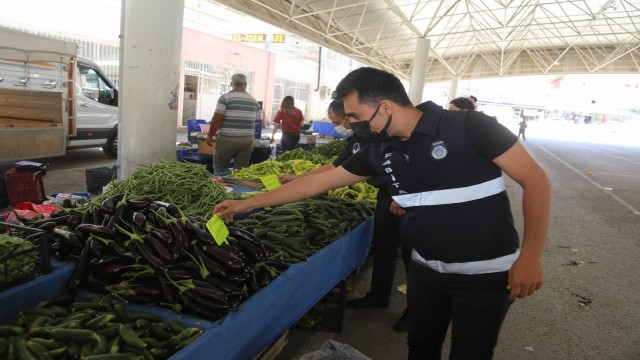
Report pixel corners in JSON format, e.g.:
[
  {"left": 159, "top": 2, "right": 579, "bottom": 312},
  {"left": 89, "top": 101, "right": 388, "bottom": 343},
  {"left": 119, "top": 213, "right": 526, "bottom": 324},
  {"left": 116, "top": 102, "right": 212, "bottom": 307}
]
[{"left": 0, "top": 27, "right": 119, "bottom": 161}]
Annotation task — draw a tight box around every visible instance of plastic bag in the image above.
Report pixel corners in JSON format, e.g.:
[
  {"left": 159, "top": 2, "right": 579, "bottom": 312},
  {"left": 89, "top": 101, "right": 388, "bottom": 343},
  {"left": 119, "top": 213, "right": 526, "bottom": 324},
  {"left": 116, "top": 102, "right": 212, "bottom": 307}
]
[{"left": 298, "top": 340, "right": 372, "bottom": 360}]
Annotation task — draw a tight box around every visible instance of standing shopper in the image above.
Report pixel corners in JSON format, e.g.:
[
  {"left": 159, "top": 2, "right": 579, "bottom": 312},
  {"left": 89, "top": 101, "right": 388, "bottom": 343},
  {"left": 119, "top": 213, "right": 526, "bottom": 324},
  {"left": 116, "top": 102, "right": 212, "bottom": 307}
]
[
  {"left": 279, "top": 100, "right": 411, "bottom": 332},
  {"left": 206, "top": 74, "right": 260, "bottom": 174},
  {"left": 214, "top": 67, "right": 551, "bottom": 360},
  {"left": 270, "top": 96, "right": 304, "bottom": 151},
  {"left": 518, "top": 118, "right": 528, "bottom": 140}
]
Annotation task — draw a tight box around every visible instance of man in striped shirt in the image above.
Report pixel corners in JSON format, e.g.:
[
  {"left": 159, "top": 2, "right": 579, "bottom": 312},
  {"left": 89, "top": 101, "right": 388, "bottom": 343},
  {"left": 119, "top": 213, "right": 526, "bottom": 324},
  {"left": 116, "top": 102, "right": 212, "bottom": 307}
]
[{"left": 206, "top": 73, "right": 260, "bottom": 174}]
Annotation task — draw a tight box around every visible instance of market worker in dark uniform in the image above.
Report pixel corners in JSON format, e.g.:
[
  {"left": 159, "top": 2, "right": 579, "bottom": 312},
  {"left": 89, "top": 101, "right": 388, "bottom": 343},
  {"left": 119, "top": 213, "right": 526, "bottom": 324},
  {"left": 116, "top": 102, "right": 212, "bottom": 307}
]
[
  {"left": 278, "top": 99, "right": 411, "bottom": 332},
  {"left": 214, "top": 67, "right": 551, "bottom": 360}
]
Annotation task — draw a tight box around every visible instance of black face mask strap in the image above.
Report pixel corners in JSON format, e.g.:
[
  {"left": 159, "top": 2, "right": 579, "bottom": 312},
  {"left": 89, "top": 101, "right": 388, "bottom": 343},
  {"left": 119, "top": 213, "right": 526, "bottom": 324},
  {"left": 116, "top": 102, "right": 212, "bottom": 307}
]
[
  {"left": 380, "top": 114, "right": 392, "bottom": 134},
  {"left": 368, "top": 103, "right": 381, "bottom": 123}
]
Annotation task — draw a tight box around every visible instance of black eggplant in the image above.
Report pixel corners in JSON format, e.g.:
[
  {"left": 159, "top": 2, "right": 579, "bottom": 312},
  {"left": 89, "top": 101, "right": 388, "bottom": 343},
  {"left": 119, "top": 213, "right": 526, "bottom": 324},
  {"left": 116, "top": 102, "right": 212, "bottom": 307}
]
[
  {"left": 183, "top": 289, "right": 229, "bottom": 309},
  {"left": 152, "top": 201, "right": 180, "bottom": 218},
  {"left": 36, "top": 221, "right": 58, "bottom": 232},
  {"left": 89, "top": 253, "right": 122, "bottom": 267},
  {"left": 76, "top": 223, "right": 117, "bottom": 237},
  {"left": 168, "top": 220, "right": 188, "bottom": 260},
  {"left": 167, "top": 261, "right": 200, "bottom": 273},
  {"left": 66, "top": 213, "right": 83, "bottom": 230},
  {"left": 191, "top": 243, "right": 226, "bottom": 278},
  {"left": 143, "top": 234, "right": 172, "bottom": 263},
  {"left": 67, "top": 241, "right": 92, "bottom": 292},
  {"left": 51, "top": 227, "right": 82, "bottom": 247},
  {"left": 184, "top": 220, "right": 214, "bottom": 245},
  {"left": 204, "top": 245, "right": 244, "bottom": 273},
  {"left": 123, "top": 209, "right": 147, "bottom": 229},
  {"left": 166, "top": 269, "right": 198, "bottom": 281},
  {"left": 101, "top": 194, "right": 124, "bottom": 214},
  {"left": 126, "top": 197, "right": 154, "bottom": 210},
  {"left": 235, "top": 238, "right": 267, "bottom": 262},
  {"left": 204, "top": 275, "right": 245, "bottom": 296},
  {"left": 228, "top": 227, "right": 262, "bottom": 246},
  {"left": 106, "top": 240, "right": 137, "bottom": 260},
  {"left": 150, "top": 227, "right": 174, "bottom": 245},
  {"left": 131, "top": 240, "right": 167, "bottom": 270}
]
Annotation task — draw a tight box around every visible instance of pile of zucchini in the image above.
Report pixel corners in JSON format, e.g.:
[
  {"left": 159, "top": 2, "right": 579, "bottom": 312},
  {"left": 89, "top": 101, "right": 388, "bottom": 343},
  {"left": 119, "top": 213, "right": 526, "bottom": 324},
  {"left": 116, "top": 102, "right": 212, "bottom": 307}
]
[
  {"left": 232, "top": 194, "right": 375, "bottom": 263},
  {"left": 0, "top": 294, "right": 202, "bottom": 359}
]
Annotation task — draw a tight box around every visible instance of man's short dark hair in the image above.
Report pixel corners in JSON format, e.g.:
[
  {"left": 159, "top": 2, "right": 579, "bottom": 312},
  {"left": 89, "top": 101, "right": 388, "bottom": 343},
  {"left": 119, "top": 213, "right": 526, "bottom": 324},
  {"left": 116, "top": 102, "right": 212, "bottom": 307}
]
[
  {"left": 450, "top": 97, "right": 475, "bottom": 111},
  {"left": 332, "top": 67, "right": 413, "bottom": 107},
  {"left": 469, "top": 95, "right": 478, "bottom": 103},
  {"left": 328, "top": 99, "right": 346, "bottom": 118}
]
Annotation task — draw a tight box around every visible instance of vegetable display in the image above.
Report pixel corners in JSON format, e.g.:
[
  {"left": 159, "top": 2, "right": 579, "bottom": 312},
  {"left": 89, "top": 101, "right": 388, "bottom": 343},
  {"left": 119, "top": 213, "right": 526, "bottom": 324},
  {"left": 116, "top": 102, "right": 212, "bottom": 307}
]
[
  {"left": 96, "top": 161, "right": 233, "bottom": 217},
  {"left": 232, "top": 195, "right": 375, "bottom": 263},
  {"left": 0, "top": 234, "right": 36, "bottom": 286},
  {"left": 328, "top": 182, "right": 378, "bottom": 203},
  {"left": 0, "top": 294, "right": 202, "bottom": 359},
  {"left": 28, "top": 196, "right": 288, "bottom": 322},
  {"left": 229, "top": 159, "right": 320, "bottom": 181}
]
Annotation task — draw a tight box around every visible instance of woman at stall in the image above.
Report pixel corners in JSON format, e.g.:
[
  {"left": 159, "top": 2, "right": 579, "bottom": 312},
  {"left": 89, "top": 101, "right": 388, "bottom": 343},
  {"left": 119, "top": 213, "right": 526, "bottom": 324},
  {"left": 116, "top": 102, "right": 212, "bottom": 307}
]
[{"left": 270, "top": 96, "right": 305, "bottom": 151}]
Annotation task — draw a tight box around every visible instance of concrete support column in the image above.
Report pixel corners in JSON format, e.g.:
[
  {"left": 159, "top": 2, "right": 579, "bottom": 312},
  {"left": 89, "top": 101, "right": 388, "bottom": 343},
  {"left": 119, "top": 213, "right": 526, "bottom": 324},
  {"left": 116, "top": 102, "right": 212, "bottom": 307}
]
[
  {"left": 118, "top": 0, "right": 185, "bottom": 177},
  {"left": 448, "top": 75, "right": 460, "bottom": 106},
  {"left": 408, "top": 37, "right": 430, "bottom": 104}
]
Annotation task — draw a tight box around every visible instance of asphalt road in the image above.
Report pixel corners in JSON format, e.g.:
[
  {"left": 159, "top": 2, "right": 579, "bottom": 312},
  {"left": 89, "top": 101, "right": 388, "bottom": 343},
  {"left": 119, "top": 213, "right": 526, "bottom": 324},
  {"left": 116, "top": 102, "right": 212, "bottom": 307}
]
[
  {"left": 278, "top": 132, "right": 640, "bottom": 360},
  {"left": 2, "top": 124, "right": 639, "bottom": 359}
]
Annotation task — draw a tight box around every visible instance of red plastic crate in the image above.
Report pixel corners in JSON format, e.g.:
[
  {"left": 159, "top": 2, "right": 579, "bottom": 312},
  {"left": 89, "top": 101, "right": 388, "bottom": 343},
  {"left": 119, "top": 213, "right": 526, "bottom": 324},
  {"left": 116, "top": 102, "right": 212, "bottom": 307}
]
[{"left": 4, "top": 168, "right": 46, "bottom": 207}]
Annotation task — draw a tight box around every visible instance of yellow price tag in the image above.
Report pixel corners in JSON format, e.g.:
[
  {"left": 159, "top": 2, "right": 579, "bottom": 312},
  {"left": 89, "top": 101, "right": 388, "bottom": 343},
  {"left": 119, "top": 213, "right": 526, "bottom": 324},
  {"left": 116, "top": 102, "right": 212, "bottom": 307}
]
[
  {"left": 260, "top": 174, "right": 281, "bottom": 190},
  {"left": 206, "top": 215, "right": 229, "bottom": 245}
]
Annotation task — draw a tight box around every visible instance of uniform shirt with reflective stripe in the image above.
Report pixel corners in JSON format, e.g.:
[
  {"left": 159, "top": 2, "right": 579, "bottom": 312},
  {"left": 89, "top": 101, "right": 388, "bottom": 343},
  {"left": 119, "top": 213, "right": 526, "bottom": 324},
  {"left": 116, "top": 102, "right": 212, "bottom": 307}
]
[
  {"left": 215, "top": 90, "right": 259, "bottom": 137},
  {"left": 341, "top": 101, "right": 519, "bottom": 266},
  {"left": 332, "top": 136, "right": 389, "bottom": 196}
]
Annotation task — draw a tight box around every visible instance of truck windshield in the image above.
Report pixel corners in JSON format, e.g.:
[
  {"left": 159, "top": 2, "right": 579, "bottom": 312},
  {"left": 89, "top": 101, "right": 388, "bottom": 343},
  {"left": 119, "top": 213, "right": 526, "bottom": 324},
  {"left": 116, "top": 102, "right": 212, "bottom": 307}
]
[{"left": 79, "top": 66, "right": 117, "bottom": 106}]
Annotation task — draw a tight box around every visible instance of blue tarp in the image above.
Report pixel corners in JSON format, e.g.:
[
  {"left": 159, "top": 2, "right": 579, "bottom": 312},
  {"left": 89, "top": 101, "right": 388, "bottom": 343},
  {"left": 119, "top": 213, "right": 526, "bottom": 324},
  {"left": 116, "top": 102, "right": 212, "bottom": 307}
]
[{"left": 312, "top": 121, "right": 347, "bottom": 138}]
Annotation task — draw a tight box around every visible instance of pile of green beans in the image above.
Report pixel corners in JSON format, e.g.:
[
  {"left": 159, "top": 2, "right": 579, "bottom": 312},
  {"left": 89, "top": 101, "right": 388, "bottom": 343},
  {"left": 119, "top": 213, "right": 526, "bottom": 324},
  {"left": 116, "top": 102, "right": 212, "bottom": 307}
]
[{"left": 96, "top": 161, "right": 233, "bottom": 217}]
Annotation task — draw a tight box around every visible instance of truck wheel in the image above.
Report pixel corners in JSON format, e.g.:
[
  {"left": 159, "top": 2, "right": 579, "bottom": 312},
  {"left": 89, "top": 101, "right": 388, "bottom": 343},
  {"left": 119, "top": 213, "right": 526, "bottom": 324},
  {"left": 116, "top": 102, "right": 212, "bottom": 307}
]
[{"left": 103, "top": 126, "right": 118, "bottom": 158}]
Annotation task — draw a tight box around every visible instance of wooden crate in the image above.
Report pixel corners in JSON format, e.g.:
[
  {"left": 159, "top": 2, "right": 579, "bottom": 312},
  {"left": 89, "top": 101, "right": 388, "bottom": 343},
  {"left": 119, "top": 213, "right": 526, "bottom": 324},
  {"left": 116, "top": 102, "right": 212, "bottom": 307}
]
[{"left": 252, "top": 331, "right": 289, "bottom": 360}]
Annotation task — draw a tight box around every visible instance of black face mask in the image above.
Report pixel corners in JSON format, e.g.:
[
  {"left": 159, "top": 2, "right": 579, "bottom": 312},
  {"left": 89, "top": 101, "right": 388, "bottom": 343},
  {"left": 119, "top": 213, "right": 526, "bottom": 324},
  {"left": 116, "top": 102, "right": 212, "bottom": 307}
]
[{"left": 351, "top": 104, "right": 392, "bottom": 143}]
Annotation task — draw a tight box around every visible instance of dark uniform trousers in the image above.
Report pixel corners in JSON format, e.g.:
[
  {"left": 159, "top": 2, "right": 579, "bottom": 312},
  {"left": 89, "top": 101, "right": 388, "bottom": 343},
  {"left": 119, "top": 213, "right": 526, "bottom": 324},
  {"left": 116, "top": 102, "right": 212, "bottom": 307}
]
[
  {"left": 407, "top": 262, "right": 513, "bottom": 360},
  {"left": 370, "top": 192, "right": 411, "bottom": 302}
]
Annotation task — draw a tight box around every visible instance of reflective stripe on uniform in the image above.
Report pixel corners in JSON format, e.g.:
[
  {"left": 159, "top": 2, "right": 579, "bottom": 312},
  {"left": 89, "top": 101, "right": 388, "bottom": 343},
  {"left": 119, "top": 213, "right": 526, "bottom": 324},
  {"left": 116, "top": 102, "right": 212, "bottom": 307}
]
[
  {"left": 392, "top": 176, "right": 505, "bottom": 207},
  {"left": 411, "top": 248, "right": 518, "bottom": 275}
]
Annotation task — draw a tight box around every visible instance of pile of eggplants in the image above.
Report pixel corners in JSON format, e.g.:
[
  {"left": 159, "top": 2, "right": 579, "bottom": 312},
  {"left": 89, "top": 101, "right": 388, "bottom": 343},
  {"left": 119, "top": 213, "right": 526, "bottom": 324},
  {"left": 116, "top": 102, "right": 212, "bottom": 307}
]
[{"left": 27, "top": 195, "right": 289, "bottom": 322}]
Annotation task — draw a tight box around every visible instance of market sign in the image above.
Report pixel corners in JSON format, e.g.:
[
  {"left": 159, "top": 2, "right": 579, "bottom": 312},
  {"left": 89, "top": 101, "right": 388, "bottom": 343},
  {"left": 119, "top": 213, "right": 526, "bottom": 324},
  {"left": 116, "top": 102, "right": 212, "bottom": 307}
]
[{"left": 232, "top": 33, "right": 285, "bottom": 43}]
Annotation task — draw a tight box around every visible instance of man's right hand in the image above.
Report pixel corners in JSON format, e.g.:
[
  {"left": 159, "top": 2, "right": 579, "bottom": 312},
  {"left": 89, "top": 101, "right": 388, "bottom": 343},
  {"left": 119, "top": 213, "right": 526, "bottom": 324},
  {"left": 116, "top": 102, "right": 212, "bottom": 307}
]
[
  {"left": 278, "top": 174, "right": 298, "bottom": 184},
  {"left": 213, "top": 200, "right": 251, "bottom": 221}
]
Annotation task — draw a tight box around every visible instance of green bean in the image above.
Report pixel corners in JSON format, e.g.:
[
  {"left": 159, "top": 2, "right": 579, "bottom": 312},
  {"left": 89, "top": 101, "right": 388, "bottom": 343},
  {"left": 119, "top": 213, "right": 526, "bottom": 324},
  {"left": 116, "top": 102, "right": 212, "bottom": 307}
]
[{"left": 94, "top": 160, "right": 233, "bottom": 216}]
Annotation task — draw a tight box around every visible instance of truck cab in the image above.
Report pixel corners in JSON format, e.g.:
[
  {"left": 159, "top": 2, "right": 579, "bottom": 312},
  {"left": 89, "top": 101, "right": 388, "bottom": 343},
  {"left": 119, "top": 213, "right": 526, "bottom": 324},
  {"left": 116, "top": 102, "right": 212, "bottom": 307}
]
[{"left": 71, "top": 58, "right": 119, "bottom": 158}]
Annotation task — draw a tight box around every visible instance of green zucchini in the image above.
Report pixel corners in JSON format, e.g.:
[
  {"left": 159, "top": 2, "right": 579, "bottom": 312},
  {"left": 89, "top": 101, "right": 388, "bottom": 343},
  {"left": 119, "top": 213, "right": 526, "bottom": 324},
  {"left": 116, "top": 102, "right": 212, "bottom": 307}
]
[
  {"left": 118, "top": 325, "right": 147, "bottom": 349},
  {"left": 50, "top": 328, "right": 98, "bottom": 342}
]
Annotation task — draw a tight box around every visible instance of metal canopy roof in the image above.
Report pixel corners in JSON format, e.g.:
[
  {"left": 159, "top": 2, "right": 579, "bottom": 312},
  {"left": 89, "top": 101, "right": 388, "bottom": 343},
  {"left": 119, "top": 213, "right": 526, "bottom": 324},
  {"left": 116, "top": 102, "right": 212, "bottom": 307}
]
[{"left": 212, "top": 0, "right": 640, "bottom": 82}]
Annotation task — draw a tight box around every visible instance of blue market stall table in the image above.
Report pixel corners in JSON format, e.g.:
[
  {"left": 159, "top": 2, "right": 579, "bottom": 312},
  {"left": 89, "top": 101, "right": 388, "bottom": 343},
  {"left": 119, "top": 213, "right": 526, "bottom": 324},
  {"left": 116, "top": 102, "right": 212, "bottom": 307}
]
[
  {"left": 0, "top": 260, "right": 74, "bottom": 324},
  {"left": 0, "top": 218, "right": 373, "bottom": 360},
  {"left": 180, "top": 218, "right": 373, "bottom": 360}
]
